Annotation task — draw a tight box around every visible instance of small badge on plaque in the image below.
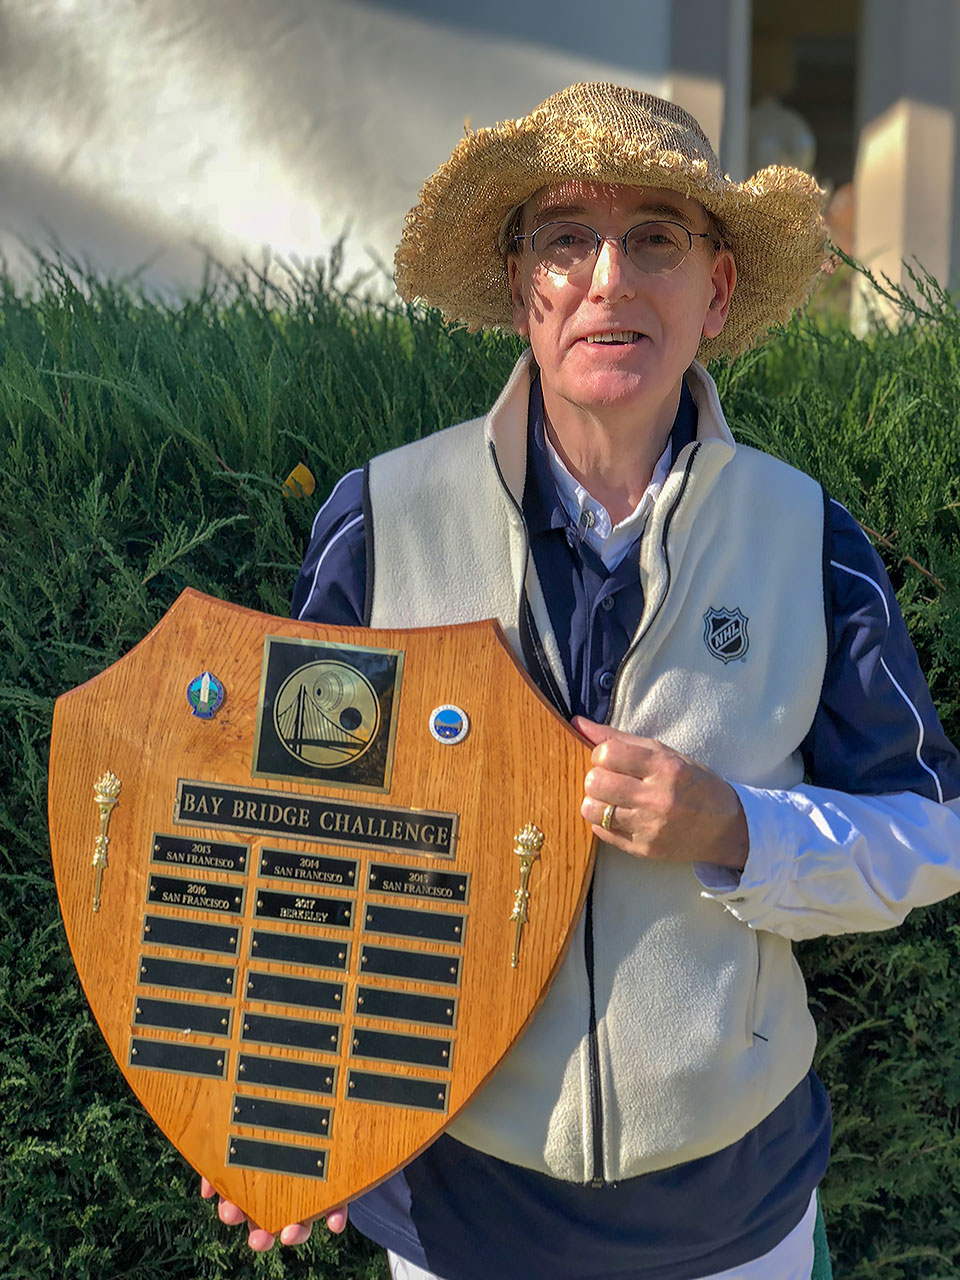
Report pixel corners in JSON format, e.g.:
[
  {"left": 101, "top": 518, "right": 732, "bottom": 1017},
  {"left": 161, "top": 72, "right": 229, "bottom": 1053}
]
[
  {"left": 186, "top": 672, "right": 225, "bottom": 719},
  {"left": 253, "top": 636, "right": 403, "bottom": 792},
  {"left": 428, "top": 705, "right": 469, "bottom": 745}
]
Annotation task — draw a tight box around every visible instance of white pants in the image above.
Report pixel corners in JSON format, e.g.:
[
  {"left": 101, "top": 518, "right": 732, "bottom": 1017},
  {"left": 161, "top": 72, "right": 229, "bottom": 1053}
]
[{"left": 387, "top": 1190, "right": 817, "bottom": 1280}]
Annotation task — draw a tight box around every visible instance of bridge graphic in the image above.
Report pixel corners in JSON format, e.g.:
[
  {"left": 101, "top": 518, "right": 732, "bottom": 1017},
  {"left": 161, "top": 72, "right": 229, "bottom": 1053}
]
[{"left": 276, "top": 682, "right": 369, "bottom": 760}]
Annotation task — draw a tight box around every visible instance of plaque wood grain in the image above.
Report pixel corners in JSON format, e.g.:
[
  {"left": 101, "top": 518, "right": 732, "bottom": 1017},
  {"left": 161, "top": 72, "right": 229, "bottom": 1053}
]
[{"left": 48, "top": 588, "right": 595, "bottom": 1233}]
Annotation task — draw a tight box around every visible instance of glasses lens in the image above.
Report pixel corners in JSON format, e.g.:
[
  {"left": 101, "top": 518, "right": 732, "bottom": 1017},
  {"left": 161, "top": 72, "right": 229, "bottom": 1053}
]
[
  {"left": 530, "top": 222, "right": 596, "bottom": 274},
  {"left": 624, "top": 221, "right": 691, "bottom": 273}
]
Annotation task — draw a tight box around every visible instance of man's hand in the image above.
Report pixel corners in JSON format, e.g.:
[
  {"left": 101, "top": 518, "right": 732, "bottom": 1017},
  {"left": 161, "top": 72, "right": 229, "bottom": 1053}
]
[
  {"left": 200, "top": 1176, "right": 347, "bottom": 1251},
  {"left": 574, "top": 718, "right": 748, "bottom": 871}
]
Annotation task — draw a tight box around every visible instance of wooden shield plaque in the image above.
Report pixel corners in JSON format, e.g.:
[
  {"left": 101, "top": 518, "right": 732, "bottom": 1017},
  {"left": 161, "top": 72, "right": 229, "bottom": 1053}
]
[{"left": 48, "top": 589, "right": 595, "bottom": 1232}]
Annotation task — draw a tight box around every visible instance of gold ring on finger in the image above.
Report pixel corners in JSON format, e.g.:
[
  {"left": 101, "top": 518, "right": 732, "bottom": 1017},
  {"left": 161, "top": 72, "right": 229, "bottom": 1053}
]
[{"left": 600, "top": 803, "right": 616, "bottom": 831}]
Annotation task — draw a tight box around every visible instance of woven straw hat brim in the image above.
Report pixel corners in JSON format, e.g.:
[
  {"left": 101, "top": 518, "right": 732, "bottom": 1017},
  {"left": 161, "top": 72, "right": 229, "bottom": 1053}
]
[{"left": 395, "top": 93, "right": 829, "bottom": 360}]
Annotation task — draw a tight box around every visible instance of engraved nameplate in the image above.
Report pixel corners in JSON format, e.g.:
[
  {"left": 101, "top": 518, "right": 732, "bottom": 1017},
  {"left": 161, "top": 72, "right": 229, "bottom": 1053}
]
[
  {"left": 129, "top": 1037, "right": 227, "bottom": 1079},
  {"left": 367, "top": 863, "right": 469, "bottom": 904},
  {"left": 254, "top": 890, "right": 352, "bottom": 930},
  {"left": 138, "top": 956, "right": 235, "bottom": 995},
  {"left": 142, "top": 915, "right": 241, "bottom": 956},
  {"left": 250, "top": 931, "right": 349, "bottom": 970},
  {"left": 227, "top": 1136, "right": 327, "bottom": 1179},
  {"left": 151, "top": 833, "right": 248, "bottom": 874},
  {"left": 147, "top": 874, "right": 244, "bottom": 916},
  {"left": 259, "top": 848, "right": 358, "bottom": 888},
  {"left": 134, "top": 996, "right": 232, "bottom": 1038},
  {"left": 174, "top": 779, "right": 458, "bottom": 858},
  {"left": 347, "top": 1070, "right": 448, "bottom": 1112},
  {"left": 241, "top": 1013, "right": 340, "bottom": 1054},
  {"left": 245, "top": 971, "right": 343, "bottom": 1012},
  {"left": 232, "top": 1094, "right": 331, "bottom": 1138},
  {"left": 360, "top": 945, "right": 461, "bottom": 987},
  {"left": 237, "top": 1054, "right": 336, "bottom": 1096},
  {"left": 351, "top": 1028, "right": 452, "bottom": 1069},
  {"left": 363, "top": 904, "right": 465, "bottom": 945},
  {"left": 355, "top": 985, "right": 456, "bottom": 1028}
]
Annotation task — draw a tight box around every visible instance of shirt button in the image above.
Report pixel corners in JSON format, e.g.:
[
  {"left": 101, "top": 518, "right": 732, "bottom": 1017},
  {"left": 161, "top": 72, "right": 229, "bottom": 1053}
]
[
  {"left": 600, "top": 595, "right": 615, "bottom": 612},
  {"left": 598, "top": 671, "right": 615, "bottom": 691}
]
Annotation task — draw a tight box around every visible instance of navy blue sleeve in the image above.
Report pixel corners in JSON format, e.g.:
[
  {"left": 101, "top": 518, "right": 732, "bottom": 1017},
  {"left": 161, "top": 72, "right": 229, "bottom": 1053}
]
[
  {"left": 801, "top": 498, "right": 960, "bottom": 802},
  {"left": 290, "top": 468, "right": 367, "bottom": 625}
]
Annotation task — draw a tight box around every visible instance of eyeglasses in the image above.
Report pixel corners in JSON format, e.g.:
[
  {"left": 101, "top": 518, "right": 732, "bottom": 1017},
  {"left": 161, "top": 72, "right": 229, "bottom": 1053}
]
[{"left": 512, "top": 220, "right": 720, "bottom": 277}]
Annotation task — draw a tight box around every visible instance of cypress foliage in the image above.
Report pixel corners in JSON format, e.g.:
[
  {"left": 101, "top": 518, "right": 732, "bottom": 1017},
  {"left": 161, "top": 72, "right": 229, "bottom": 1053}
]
[{"left": 1, "top": 258, "right": 958, "bottom": 1278}]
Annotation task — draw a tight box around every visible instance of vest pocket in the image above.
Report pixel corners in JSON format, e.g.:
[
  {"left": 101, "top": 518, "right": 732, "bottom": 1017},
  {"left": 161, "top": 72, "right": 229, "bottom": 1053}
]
[{"left": 744, "top": 931, "right": 761, "bottom": 1047}]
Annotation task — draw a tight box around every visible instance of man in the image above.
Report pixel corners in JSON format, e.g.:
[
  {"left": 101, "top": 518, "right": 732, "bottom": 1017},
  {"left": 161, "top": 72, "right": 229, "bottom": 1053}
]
[{"left": 205, "top": 83, "right": 960, "bottom": 1279}]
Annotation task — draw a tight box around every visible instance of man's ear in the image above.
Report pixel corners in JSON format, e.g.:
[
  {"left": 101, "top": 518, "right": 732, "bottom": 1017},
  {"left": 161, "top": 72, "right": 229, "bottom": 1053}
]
[
  {"left": 508, "top": 255, "right": 530, "bottom": 338},
  {"left": 702, "top": 250, "right": 737, "bottom": 341}
]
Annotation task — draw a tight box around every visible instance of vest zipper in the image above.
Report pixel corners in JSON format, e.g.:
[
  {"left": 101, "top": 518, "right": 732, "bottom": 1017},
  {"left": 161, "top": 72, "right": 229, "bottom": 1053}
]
[
  {"left": 584, "top": 443, "right": 701, "bottom": 1188},
  {"left": 489, "top": 443, "right": 607, "bottom": 1185},
  {"left": 605, "top": 443, "right": 701, "bottom": 721},
  {"left": 489, "top": 439, "right": 700, "bottom": 1190}
]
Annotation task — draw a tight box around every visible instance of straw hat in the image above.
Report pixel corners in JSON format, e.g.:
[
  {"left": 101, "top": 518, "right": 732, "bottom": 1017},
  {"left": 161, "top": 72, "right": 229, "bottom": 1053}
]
[{"left": 395, "top": 82, "right": 829, "bottom": 360}]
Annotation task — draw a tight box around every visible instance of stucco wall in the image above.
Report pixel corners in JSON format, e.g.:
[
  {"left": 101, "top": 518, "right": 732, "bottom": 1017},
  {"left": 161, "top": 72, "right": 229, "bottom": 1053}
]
[{"left": 0, "top": 0, "right": 684, "bottom": 294}]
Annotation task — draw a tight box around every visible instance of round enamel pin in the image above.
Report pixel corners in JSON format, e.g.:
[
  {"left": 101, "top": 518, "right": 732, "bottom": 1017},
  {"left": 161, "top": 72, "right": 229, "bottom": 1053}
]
[
  {"left": 428, "top": 704, "right": 469, "bottom": 745},
  {"left": 186, "top": 671, "right": 225, "bottom": 719}
]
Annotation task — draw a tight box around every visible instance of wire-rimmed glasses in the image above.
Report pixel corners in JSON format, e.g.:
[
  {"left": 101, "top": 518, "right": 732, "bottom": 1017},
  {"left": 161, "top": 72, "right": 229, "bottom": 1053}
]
[{"left": 512, "top": 220, "right": 719, "bottom": 276}]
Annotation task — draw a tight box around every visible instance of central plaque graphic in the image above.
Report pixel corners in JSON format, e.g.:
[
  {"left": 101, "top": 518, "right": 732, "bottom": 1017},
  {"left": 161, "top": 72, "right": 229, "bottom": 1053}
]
[{"left": 253, "top": 636, "right": 403, "bottom": 791}]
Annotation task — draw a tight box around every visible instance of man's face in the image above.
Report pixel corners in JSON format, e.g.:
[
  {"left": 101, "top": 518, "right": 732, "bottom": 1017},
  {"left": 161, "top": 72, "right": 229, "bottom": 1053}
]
[{"left": 508, "top": 182, "right": 735, "bottom": 422}]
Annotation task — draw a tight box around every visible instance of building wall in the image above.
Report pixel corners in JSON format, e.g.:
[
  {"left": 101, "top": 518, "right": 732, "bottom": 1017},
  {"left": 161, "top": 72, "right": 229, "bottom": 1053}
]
[{"left": 0, "top": 0, "right": 749, "bottom": 297}]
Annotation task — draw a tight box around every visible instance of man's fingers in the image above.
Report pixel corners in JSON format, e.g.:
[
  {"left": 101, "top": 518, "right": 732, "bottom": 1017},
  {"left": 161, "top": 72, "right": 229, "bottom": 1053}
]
[
  {"left": 325, "top": 1206, "right": 349, "bottom": 1234},
  {"left": 217, "top": 1197, "right": 246, "bottom": 1227},
  {"left": 246, "top": 1227, "right": 277, "bottom": 1251},
  {"left": 200, "top": 1176, "right": 216, "bottom": 1200},
  {"left": 280, "top": 1221, "right": 313, "bottom": 1246}
]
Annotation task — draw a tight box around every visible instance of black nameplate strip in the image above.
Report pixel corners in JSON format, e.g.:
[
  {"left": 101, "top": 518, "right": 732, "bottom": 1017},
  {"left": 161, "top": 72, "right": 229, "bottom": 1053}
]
[
  {"left": 367, "top": 863, "right": 469, "bottom": 904},
  {"left": 251, "top": 931, "right": 349, "bottom": 970},
  {"left": 134, "top": 996, "right": 232, "bottom": 1038},
  {"left": 351, "top": 1028, "right": 452, "bottom": 1069},
  {"left": 348, "top": 1070, "right": 448, "bottom": 1112},
  {"left": 138, "top": 956, "right": 235, "bottom": 995},
  {"left": 360, "top": 945, "right": 461, "bottom": 987},
  {"left": 142, "top": 915, "right": 240, "bottom": 956},
  {"left": 255, "top": 890, "right": 352, "bottom": 930},
  {"left": 259, "top": 849, "right": 358, "bottom": 888},
  {"left": 363, "top": 904, "right": 465, "bottom": 945},
  {"left": 232, "top": 1094, "right": 331, "bottom": 1138},
  {"left": 227, "top": 1136, "right": 327, "bottom": 1180},
  {"left": 245, "top": 971, "right": 343, "bottom": 1012},
  {"left": 147, "top": 874, "right": 244, "bottom": 916},
  {"left": 129, "top": 1037, "right": 227, "bottom": 1079},
  {"left": 151, "top": 833, "right": 248, "bottom": 874},
  {"left": 241, "top": 1013, "right": 340, "bottom": 1054},
  {"left": 237, "top": 1054, "right": 336, "bottom": 1095},
  {"left": 356, "top": 985, "right": 457, "bottom": 1028},
  {"left": 175, "top": 779, "right": 458, "bottom": 858}
]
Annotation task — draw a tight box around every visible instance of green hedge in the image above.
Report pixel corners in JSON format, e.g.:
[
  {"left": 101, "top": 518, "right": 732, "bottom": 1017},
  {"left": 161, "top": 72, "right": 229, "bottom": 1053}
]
[{"left": 1, "top": 258, "right": 958, "bottom": 1279}]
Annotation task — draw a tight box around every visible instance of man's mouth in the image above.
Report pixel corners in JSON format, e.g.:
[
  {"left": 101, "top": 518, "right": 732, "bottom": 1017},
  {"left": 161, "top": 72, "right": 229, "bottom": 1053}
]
[{"left": 582, "top": 331, "right": 643, "bottom": 345}]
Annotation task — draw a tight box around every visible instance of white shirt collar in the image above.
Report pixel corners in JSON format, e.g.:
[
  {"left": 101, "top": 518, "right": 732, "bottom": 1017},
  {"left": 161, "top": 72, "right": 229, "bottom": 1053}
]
[{"left": 544, "top": 432, "right": 673, "bottom": 570}]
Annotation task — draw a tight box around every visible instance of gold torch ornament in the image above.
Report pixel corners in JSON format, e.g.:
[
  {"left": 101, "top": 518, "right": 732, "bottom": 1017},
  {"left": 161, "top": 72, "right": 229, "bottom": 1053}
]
[
  {"left": 91, "top": 771, "right": 121, "bottom": 913},
  {"left": 510, "top": 822, "right": 544, "bottom": 968}
]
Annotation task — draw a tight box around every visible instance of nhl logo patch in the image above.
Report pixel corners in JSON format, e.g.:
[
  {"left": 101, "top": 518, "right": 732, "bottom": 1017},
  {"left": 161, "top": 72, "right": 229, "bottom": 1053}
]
[{"left": 703, "top": 607, "right": 749, "bottom": 664}]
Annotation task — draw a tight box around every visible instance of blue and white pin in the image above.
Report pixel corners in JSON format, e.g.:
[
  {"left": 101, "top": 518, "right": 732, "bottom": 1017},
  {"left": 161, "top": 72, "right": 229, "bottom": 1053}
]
[
  {"left": 187, "top": 671, "right": 225, "bottom": 719},
  {"left": 429, "top": 704, "right": 469, "bottom": 745}
]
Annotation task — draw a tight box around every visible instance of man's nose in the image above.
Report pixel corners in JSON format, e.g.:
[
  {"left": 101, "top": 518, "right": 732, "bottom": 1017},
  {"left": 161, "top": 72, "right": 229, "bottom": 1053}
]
[{"left": 588, "top": 236, "right": 637, "bottom": 300}]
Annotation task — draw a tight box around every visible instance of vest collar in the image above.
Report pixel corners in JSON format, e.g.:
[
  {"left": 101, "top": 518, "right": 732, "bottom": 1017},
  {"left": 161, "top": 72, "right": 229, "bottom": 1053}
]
[{"left": 483, "top": 352, "right": 737, "bottom": 508}]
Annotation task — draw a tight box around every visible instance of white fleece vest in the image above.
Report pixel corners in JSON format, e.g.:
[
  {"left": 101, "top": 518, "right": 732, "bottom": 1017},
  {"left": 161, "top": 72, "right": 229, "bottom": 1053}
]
[{"left": 367, "top": 354, "right": 827, "bottom": 1183}]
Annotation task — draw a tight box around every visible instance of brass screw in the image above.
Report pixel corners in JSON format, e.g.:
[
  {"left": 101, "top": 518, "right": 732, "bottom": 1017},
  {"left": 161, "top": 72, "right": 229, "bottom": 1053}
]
[{"left": 144, "top": 925, "right": 151, "bottom": 934}]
